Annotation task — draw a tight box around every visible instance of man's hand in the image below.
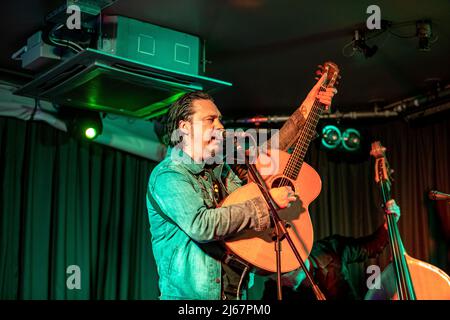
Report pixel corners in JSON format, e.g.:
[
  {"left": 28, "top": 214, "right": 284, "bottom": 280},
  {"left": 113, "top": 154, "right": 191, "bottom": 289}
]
[
  {"left": 269, "top": 186, "right": 297, "bottom": 209},
  {"left": 383, "top": 199, "right": 401, "bottom": 229},
  {"left": 317, "top": 87, "right": 337, "bottom": 107},
  {"left": 304, "top": 72, "right": 338, "bottom": 111}
]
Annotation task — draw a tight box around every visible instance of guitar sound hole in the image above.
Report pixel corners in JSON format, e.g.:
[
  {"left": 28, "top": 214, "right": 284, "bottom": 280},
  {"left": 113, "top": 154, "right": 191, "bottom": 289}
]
[{"left": 271, "top": 177, "right": 295, "bottom": 192}]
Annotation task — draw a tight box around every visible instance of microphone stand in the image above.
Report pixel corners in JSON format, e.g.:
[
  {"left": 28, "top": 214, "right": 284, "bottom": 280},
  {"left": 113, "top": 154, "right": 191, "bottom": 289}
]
[{"left": 243, "top": 154, "right": 326, "bottom": 301}]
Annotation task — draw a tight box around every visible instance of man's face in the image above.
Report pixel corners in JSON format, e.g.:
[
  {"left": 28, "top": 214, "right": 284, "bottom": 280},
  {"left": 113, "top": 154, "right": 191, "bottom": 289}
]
[{"left": 180, "top": 99, "right": 224, "bottom": 161}]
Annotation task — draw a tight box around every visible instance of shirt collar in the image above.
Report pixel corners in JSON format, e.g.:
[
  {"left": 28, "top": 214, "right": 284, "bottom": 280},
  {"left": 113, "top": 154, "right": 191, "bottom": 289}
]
[{"left": 167, "top": 147, "right": 224, "bottom": 175}]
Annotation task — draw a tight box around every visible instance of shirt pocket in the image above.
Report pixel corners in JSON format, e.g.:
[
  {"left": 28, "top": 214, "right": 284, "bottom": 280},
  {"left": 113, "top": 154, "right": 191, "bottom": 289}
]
[{"left": 195, "top": 175, "right": 216, "bottom": 209}]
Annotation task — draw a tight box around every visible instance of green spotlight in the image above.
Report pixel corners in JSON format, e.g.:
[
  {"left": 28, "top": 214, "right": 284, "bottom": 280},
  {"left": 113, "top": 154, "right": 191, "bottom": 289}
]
[
  {"left": 63, "top": 108, "right": 103, "bottom": 140},
  {"left": 342, "top": 128, "right": 361, "bottom": 151},
  {"left": 85, "top": 127, "right": 98, "bottom": 139},
  {"left": 322, "top": 125, "right": 342, "bottom": 149}
]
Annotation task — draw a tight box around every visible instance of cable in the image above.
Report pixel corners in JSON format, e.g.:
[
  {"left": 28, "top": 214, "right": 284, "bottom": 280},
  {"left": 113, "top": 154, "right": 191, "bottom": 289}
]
[
  {"left": 49, "top": 24, "right": 84, "bottom": 53},
  {"left": 343, "top": 19, "right": 438, "bottom": 58},
  {"left": 11, "top": 46, "right": 27, "bottom": 60},
  {"left": 236, "top": 265, "right": 249, "bottom": 300},
  {"left": 49, "top": 35, "right": 83, "bottom": 52},
  {"left": 29, "top": 98, "right": 39, "bottom": 121},
  {"left": 387, "top": 29, "right": 416, "bottom": 39},
  {"left": 430, "top": 34, "right": 439, "bottom": 44},
  {"left": 342, "top": 39, "right": 356, "bottom": 57},
  {"left": 366, "top": 28, "right": 388, "bottom": 41}
]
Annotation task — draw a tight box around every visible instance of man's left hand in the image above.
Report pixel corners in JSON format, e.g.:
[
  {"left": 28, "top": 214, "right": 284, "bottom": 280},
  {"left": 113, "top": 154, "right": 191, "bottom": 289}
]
[
  {"left": 317, "top": 87, "right": 338, "bottom": 108},
  {"left": 383, "top": 199, "right": 401, "bottom": 230},
  {"left": 304, "top": 72, "right": 338, "bottom": 111}
]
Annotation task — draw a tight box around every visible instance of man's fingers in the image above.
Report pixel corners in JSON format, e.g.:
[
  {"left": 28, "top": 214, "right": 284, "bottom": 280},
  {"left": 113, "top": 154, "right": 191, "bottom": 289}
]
[
  {"left": 385, "top": 200, "right": 400, "bottom": 218},
  {"left": 309, "top": 72, "right": 327, "bottom": 95},
  {"left": 316, "top": 72, "right": 327, "bottom": 86},
  {"left": 318, "top": 90, "right": 337, "bottom": 98},
  {"left": 386, "top": 199, "right": 395, "bottom": 207},
  {"left": 285, "top": 186, "right": 296, "bottom": 202},
  {"left": 320, "top": 98, "right": 332, "bottom": 104},
  {"left": 327, "top": 87, "right": 338, "bottom": 94},
  {"left": 317, "top": 87, "right": 337, "bottom": 106}
]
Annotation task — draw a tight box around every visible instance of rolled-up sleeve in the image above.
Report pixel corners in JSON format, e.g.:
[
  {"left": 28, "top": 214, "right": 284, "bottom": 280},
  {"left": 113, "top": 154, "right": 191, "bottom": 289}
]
[
  {"left": 341, "top": 225, "right": 389, "bottom": 263},
  {"left": 148, "top": 169, "right": 271, "bottom": 243}
]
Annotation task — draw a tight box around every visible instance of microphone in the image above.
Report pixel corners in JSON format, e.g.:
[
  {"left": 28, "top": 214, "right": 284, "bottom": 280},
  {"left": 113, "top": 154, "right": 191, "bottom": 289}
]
[
  {"left": 429, "top": 190, "right": 450, "bottom": 201},
  {"left": 220, "top": 130, "right": 247, "bottom": 139}
]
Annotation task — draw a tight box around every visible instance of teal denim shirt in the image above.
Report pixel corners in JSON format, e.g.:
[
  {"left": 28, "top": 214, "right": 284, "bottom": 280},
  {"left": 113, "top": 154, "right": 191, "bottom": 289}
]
[{"left": 146, "top": 147, "right": 270, "bottom": 300}]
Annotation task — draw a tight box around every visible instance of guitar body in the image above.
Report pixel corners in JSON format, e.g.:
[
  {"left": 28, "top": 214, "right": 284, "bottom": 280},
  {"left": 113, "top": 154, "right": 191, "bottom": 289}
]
[
  {"left": 222, "top": 149, "right": 320, "bottom": 273},
  {"left": 365, "top": 254, "right": 450, "bottom": 300}
]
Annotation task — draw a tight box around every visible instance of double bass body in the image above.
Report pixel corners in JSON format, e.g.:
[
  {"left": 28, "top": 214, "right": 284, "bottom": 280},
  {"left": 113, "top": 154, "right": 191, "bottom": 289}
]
[
  {"left": 366, "top": 254, "right": 450, "bottom": 300},
  {"left": 366, "top": 141, "right": 450, "bottom": 300}
]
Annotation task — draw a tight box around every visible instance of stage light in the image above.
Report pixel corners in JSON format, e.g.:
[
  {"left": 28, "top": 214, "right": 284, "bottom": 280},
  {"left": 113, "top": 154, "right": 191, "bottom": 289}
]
[
  {"left": 321, "top": 125, "right": 342, "bottom": 149},
  {"left": 84, "top": 127, "right": 98, "bottom": 139},
  {"left": 353, "top": 30, "right": 378, "bottom": 58},
  {"left": 64, "top": 109, "right": 103, "bottom": 140},
  {"left": 416, "top": 20, "right": 432, "bottom": 51},
  {"left": 78, "top": 114, "right": 102, "bottom": 140},
  {"left": 342, "top": 128, "right": 361, "bottom": 151}
]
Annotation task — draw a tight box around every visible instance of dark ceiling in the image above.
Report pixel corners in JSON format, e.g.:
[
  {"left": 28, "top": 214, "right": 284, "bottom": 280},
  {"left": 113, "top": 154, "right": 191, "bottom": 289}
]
[{"left": 1, "top": 0, "right": 449, "bottom": 118}]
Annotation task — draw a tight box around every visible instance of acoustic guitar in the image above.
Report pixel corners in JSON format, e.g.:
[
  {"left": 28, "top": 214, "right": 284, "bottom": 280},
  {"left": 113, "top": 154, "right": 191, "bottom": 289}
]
[{"left": 222, "top": 62, "right": 340, "bottom": 273}]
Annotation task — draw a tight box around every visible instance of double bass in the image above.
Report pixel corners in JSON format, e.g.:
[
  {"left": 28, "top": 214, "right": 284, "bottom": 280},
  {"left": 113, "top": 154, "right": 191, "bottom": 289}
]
[
  {"left": 365, "top": 141, "right": 450, "bottom": 300},
  {"left": 221, "top": 62, "right": 340, "bottom": 273}
]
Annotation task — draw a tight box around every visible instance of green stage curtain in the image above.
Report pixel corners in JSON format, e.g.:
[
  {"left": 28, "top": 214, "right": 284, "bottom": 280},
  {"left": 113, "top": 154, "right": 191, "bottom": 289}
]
[{"left": 0, "top": 117, "right": 158, "bottom": 299}]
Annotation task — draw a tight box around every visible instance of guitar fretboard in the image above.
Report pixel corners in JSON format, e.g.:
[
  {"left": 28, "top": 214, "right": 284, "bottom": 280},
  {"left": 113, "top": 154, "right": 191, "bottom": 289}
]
[{"left": 283, "top": 85, "right": 327, "bottom": 180}]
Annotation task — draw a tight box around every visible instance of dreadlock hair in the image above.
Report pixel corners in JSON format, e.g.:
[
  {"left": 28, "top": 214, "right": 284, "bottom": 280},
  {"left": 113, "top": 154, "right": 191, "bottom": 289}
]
[{"left": 163, "top": 91, "right": 214, "bottom": 147}]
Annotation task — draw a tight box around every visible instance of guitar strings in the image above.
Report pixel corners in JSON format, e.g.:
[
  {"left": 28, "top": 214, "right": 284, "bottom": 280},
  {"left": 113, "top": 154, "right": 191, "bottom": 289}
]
[
  {"left": 281, "top": 84, "right": 326, "bottom": 182},
  {"left": 278, "top": 83, "right": 327, "bottom": 188},
  {"left": 279, "top": 95, "right": 321, "bottom": 186}
]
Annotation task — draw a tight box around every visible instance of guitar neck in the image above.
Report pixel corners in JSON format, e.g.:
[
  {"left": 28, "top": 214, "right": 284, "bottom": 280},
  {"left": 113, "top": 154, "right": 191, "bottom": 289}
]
[{"left": 283, "top": 86, "right": 327, "bottom": 180}]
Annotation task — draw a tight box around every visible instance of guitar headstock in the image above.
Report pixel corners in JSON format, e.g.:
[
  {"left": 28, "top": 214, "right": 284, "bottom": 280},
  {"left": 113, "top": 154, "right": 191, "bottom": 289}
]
[
  {"left": 370, "top": 141, "right": 393, "bottom": 185},
  {"left": 315, "top": 61, "right": 341, "bottom": 88}
]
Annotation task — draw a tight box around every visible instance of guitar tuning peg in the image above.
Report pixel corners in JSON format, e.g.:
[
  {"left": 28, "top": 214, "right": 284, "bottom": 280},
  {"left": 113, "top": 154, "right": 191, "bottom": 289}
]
[
  {"left": 390, "top": 169, "right": 395, "bottom": 174},
  {"left": 338, "top": 75, "right": 342, "bottom": 79},
  {"left": 315, "top": 77, "right": 320, "bottom": 80}
]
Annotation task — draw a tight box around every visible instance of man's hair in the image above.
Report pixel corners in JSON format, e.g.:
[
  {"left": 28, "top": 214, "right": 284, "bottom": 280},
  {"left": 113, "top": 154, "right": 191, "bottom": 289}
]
[{"left": 163, "top": 91, "right": 214, "bottom": 147}]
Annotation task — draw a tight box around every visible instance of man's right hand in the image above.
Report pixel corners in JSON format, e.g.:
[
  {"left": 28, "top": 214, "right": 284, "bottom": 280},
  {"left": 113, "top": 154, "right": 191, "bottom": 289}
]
[{"left": 269, "top": 186, "right": 297, "bottom": 209}]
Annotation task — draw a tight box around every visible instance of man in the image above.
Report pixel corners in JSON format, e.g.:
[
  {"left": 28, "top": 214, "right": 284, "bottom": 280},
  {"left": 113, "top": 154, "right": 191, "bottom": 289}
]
[
  {"left": 262, "top": 200, "right": 401, "bottom": 300},
  {"left": 146, "top": 76, "right": 336, "bottom": 300}
]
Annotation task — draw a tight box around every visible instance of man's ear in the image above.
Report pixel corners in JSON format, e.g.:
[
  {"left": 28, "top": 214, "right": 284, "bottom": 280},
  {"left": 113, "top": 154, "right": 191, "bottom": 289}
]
[{"left": 178, "top": 120, "right": 191, "bottom": 135}]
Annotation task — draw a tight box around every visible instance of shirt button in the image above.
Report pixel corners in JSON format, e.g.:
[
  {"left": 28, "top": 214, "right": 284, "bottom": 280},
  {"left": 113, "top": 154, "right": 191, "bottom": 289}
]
[{"left": 215, "top": 278, "right": 220, "bottom": 284}]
